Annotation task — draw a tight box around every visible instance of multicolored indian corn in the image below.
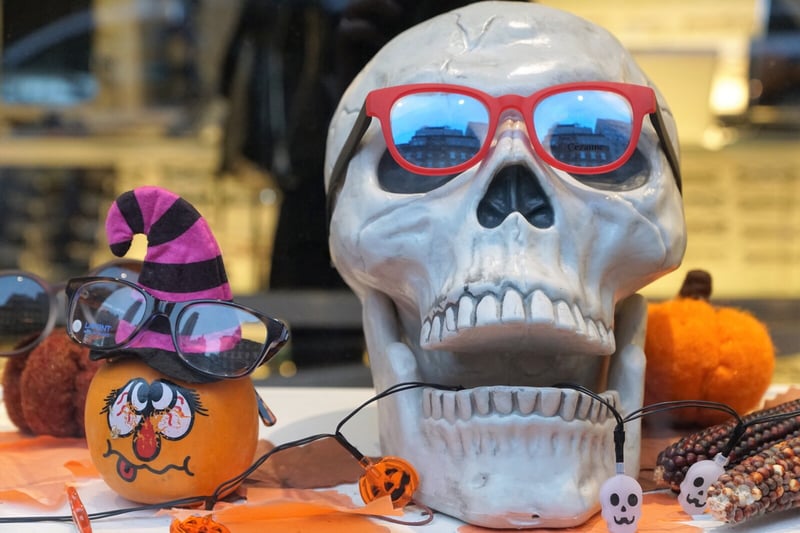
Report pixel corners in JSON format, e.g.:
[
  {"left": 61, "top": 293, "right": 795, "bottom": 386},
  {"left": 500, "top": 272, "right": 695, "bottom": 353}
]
[
  {"left": 654, "top": 399, "right": 800, "bottom": 492},
  {"left": 706, "top": 436, "right": 800, "bottom": 523}
]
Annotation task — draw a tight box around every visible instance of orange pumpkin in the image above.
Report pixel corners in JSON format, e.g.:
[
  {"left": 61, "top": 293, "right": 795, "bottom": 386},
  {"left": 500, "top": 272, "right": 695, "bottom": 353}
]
[
  {"left": 645, "top": 270, "right": 775, "bottom": 426},
  {"left": 84, "top": 357, "right": 259, "bottom": 503}
]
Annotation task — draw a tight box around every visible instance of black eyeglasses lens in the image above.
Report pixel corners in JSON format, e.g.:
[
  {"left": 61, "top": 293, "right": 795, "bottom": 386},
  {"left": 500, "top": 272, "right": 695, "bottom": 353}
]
[{"left": 176, "top": 303, "right": 268, "bottom": 377}]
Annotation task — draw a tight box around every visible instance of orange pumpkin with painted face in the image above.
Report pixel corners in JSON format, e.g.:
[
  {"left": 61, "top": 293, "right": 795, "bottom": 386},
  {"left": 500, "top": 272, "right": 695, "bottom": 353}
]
[{"left": 84, "top": 357, "right": 259, "bottom": 503}]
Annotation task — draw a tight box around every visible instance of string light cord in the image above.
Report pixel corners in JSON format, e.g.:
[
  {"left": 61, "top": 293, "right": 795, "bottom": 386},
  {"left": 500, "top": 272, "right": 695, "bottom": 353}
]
[
  {"left": 0, "top": 381, "right": 460, "bottom": 526},
  {"left": 553, "top": 384, "right": 748, "bottom": 466},
  {"left": 622, "top": 400, "right": 742, "bottom": 427},
  {"left": 718, "top": 407, "right": 800, "bottom": 458},
  {"left": 554, "top": 382, "right": 626, "bottom": 463}
]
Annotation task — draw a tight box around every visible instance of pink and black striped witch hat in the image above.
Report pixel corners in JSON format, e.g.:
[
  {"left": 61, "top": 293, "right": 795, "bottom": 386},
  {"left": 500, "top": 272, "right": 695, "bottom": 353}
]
[{"left": 101, "top": 186, "right": 232, "bottom": 382}]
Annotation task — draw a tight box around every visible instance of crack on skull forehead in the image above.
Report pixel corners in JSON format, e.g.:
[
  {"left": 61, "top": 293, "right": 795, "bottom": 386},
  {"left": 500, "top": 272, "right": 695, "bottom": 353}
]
[{"left": 455, "top": 12, "right": 499, "bottom": 52}]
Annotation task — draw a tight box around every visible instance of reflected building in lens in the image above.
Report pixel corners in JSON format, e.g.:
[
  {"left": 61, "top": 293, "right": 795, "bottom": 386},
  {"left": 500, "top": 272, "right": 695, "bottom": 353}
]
[
  {"left": 396, "top": 125, "right": 483, "bottom": 168},
  {"left": 0, "top": 291, "right": 48, "bottom": 347},
  {"left": 545, "top": 119, "right": 630, "bottom": 167}
]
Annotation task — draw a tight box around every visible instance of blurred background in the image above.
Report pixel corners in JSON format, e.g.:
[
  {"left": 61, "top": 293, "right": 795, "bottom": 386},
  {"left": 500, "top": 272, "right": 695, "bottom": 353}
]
[{"left": 1, "top": 0, "right": 799, "bottom": 385}]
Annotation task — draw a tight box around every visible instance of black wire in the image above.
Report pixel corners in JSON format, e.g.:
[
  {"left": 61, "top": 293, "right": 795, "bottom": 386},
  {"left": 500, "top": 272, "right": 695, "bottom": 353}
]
[
  {"left": 333, "top": 381, "right": 462, "bottom": 462},
  {"left": 208, "top": 432, "right": 335, "bottom": 508},
  {"left": 553, "top": 382, "right": 626, "bottom": 464},
  {"left": 13, "top": 381, "right": 795, "bottom": 525},
  {"left": 718, "top": 407, "right": 800, "bottom": 458},
  {"left": 552, "top": 382, "right": 624, "bottom": 426},
  {"left": 335, "top": 381, "right": 462, "bottom": 434},
  {"left": 552, "top": 384, "right": 749, "bottom": 466},
  {"left": 1, "top": 380, "right": 455, "bottom": 525},
  {"left": 624, "top": 399, "right": 742, "bottom": 426}
]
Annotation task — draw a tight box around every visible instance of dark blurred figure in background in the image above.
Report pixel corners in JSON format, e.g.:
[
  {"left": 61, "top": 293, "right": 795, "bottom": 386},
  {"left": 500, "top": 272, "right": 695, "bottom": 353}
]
[
  {"left": 219, "top": 0, "right": 524, "bottom": 372},
  {"left": 220, "top": 0, "right": 511, "bottom": 290}
]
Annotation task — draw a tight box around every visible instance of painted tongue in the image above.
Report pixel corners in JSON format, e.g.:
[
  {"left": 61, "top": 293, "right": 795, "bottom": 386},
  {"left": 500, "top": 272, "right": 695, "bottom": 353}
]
[{"left": 117, "top": 456, "right": 137, "bottom": 482}]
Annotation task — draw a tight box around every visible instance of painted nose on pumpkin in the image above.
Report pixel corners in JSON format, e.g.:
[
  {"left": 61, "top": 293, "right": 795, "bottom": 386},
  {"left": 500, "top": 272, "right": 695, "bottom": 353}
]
[
  {"left": 477, "top": 163, "right": 554, "bottom": 229},
  {"left": 133, "top": 416, "right": 161, "bottom": 461}
]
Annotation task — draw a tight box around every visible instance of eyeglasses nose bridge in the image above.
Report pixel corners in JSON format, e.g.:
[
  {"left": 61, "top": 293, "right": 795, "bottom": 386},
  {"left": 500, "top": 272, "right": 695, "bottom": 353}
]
[
  {"left": 137, "top": 299, "right": 176, "bottom": 333},
  {"left": 491, "top": 108, "right": 536, "bottom": 153},
  {"left": 491, "top": 93, "right": 532, "bottom": 138},
  {"left": 496, "top": 110, "right": 529, "bottom": 132}
]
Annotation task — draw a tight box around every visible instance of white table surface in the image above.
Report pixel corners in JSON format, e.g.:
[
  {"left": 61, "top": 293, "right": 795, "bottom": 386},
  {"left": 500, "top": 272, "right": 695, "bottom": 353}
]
[{"left": 2, "top": 385, "right": 800, "bottom": 532}]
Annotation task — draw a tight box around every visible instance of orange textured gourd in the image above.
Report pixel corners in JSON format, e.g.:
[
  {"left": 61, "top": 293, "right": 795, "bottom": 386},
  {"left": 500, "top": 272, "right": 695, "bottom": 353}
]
[
  {"left": 644, "top": 270, "right": 775, "bottom": 426},
  {"left": 84, "top": 358, "right": 259, "bottom": 504}
]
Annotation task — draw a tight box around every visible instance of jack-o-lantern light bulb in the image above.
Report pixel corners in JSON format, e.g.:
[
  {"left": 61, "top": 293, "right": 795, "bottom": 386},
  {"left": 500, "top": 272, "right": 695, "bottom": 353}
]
[{"left": 76, "top": 187, "right": 288, "bottom": 503}]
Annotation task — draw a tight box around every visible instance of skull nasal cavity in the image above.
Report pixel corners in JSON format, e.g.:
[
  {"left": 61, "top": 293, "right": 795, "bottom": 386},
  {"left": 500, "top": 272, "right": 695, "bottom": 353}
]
[{"left": 477, "top": 164, "right": 554, "bottom": 229}]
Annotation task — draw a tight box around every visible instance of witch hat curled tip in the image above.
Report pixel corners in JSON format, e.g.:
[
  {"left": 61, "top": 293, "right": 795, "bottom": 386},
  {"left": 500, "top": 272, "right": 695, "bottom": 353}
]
[{"left": 105, "top": 186, "right": 232, "bottom": 302}]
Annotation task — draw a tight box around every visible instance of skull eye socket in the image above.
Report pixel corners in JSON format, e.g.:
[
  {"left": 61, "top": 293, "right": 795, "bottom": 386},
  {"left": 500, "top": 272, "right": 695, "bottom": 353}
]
[
  {"left": 377, "top": 150, "right": 461, "bottom": 193},
  {"left": 376, "top": 143, "right": 650, "bottom": 194},
  {"left": 693, "top": 476, "right": 705, "bottom": 488},
  {"left": 568, "top": 148, "right": 649, "bottom": 191},
  {"left": 610, "top": 493, "right": 620, "bottom": 506},
  {"left": 627, "top": 493, "right": 639, "bottom": 507}
]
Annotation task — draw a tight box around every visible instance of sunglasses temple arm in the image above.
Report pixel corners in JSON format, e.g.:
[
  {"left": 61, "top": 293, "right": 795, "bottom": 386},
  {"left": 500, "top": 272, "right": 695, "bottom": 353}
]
[
  {"left": 326, "top": 104, "right": 372, "bottom": 228},
  {"left": 649, "top": 108, "right": 682, "bottom": 193},
  {"left": 255, "top": 387, "right": 277, "bottom": 426}
]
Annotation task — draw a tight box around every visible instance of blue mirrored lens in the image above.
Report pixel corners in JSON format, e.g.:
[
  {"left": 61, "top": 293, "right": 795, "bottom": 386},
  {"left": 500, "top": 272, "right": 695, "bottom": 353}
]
[
  {"left": 390, "top": 92, "right": 488, "bottom": 169},
  {"left": 534, "top": 90, "right": 633, "bottom": 168},
  {"left": 0, "top": 275, "right": 49, "bottom": 353}
]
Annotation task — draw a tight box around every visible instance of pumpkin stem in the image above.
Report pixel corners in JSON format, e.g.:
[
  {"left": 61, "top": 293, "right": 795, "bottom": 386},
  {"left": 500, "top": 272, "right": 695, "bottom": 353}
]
[{"left": 678, "top": 269, "right": 712, "bottom": 300}]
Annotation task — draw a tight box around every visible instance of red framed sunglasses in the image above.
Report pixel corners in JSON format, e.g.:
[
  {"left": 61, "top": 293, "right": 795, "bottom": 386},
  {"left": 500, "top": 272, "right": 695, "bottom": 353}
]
[{"left": 327, "top": 81, "right": 681, "bottom": 222}]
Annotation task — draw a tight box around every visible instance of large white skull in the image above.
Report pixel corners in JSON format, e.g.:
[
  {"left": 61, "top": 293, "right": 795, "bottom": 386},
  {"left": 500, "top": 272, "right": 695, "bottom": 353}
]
[{"left": 325, "top": 1, "right": 685, "bottom": 528}]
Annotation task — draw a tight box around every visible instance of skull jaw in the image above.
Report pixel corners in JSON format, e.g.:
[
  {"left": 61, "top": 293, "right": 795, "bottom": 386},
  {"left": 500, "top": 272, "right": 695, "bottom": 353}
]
[
  {"left": 363, "top": 289, "right": 647, "bottom": 528},
  {"left": 387, "top": 395, "right": 619, "bottom": 528}
]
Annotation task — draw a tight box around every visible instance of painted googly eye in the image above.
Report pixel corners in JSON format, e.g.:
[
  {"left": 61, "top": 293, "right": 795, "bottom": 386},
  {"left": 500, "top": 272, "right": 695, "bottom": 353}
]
[
  {"left": 131, "top": 380, "right": 149, "bottom": 411},
  {"left": 107, "top": 379, "right": 144, "bottom": 437},
  {"left": 156, "top": 388, "right": 196, "bottom": 440},
  {"left": 150, "top": 381, "right": 175, "bottom": 411}
]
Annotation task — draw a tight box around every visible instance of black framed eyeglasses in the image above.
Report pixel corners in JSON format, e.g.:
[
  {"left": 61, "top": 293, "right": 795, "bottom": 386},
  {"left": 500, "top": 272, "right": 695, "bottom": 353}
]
[
  {"left": 65, "top": 276, "right": 289, "bottom": 379},
  {"left": 0, "top": 259, "right": 143, "bottom": 356}
]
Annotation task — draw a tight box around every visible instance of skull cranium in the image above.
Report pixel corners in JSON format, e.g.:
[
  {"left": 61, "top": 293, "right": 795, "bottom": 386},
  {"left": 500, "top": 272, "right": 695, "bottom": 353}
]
[{"left": 325, "top": 1, "right": 685, "bottom": 527}]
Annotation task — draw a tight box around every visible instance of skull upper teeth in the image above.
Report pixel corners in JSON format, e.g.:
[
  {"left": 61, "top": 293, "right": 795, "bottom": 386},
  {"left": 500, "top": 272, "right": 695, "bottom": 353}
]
[{"left": 421, "top": 288, "right": 613, "bottom": 349}]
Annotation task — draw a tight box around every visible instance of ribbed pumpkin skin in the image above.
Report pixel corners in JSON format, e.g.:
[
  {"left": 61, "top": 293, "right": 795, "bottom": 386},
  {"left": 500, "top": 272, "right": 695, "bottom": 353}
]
[
  {"left": 645, "top": 297, "right": 775, "bottom": 427},
  {"left": 84, "top": 358, "right": 258, "bottom": 503}
]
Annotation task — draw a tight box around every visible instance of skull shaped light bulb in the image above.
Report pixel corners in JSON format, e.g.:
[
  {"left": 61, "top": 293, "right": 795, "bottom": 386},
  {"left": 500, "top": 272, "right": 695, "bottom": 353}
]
[
  {"left": 679, "top": 454, "right": 728, "bottom": 516},
  {"left": 600, "top": 470, "right": 643, "bottom": 533}
]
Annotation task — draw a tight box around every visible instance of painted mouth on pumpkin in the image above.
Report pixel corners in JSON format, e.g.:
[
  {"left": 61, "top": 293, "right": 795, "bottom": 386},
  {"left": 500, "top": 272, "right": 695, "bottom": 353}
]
[
  {"left": 420, "top": 288, "right": 614, "bottom": 354},
  {"left": 104, "top": 440, "right": 194, "bottom": 482}
]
